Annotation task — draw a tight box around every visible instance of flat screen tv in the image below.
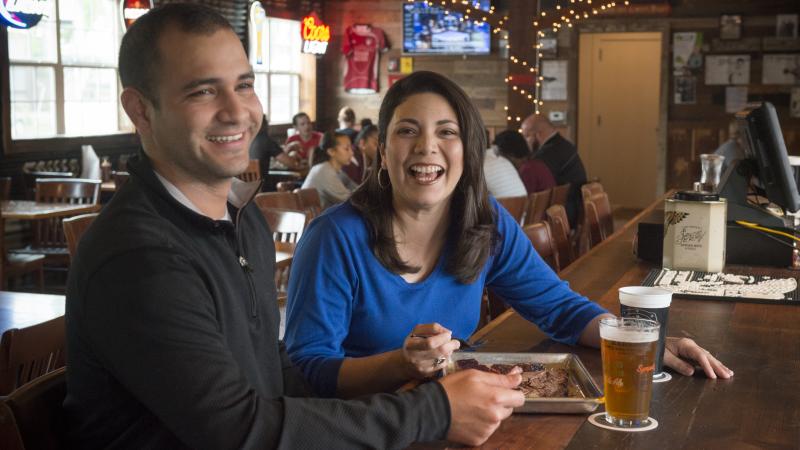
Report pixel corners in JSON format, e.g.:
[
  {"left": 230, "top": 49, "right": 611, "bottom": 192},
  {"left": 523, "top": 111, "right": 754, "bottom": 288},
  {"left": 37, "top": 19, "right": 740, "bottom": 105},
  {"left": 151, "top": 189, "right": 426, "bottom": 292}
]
[
  {"left": 737, "top": 102, "right": 800, "bottom": 214},
  {"left": 403, "top": 1, "right": 491, "bottom": 55}
]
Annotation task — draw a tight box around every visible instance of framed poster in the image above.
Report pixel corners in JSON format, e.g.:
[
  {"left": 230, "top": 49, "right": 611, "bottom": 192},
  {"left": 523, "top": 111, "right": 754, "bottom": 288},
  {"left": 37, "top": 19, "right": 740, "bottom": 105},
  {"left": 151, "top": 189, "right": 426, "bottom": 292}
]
[
  {"left": 705, "top": 55, "right": 750, "bottom": 85},
  {"left": 673, "top": 32, "right": 703, "bottom": 73},
  {"left": 541, "top": 60, "right": 568, "bottom": 101},
  {"left": 762, "top": 54, "right": 800, "bottom": 85},
  {"left": 720, "top": 15, "right": 742, "bottom": 40}
]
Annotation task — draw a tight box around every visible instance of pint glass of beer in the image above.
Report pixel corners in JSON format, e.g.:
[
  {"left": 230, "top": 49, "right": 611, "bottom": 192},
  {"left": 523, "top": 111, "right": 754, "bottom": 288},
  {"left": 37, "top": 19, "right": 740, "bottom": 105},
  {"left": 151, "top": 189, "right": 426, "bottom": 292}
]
[{"left": 600, "top": 317, "right": 660, "bottom": 428}]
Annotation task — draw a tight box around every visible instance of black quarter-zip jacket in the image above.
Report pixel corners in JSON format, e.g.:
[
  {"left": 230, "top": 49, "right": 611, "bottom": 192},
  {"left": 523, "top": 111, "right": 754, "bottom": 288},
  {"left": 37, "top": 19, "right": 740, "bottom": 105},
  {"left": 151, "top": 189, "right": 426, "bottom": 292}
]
[{"left": 64, "top": 153, "right": 450, "bottom": 449}]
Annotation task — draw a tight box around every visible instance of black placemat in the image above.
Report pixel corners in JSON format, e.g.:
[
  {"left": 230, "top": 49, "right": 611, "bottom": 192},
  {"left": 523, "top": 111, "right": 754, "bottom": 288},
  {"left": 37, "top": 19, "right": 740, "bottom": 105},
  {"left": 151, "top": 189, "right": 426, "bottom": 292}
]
[{"left": 641, "top": 268, "right": 800, "bottom": 305}]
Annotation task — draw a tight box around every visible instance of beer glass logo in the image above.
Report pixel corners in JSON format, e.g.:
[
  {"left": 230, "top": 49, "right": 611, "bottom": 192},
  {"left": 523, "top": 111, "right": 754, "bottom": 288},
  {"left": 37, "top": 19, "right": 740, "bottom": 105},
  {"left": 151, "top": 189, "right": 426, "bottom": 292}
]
[{"left": 625, "top": 309, "right": 658, "bottom": 323}]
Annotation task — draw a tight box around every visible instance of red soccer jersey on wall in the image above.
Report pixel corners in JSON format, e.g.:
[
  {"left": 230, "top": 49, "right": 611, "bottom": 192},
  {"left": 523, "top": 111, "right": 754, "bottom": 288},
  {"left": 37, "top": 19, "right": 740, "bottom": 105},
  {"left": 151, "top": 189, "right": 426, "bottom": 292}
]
[{"left": 342, "top": 25, "right": 388, "bottom": 94}]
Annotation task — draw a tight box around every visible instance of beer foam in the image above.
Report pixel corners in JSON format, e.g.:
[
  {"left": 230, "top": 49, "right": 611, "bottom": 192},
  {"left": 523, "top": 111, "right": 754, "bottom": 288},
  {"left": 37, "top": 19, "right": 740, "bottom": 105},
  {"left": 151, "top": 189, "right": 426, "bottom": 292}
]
[
  {"left": 619, "top": 286, "right": 672, "bottom": 308},
  {"left": 600, "top": 327, "right": 659, "bottom": 343}
]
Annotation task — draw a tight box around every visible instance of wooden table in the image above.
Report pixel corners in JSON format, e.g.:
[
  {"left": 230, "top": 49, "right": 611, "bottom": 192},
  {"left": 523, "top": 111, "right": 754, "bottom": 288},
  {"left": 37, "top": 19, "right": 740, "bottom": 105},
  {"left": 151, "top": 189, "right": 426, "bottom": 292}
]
[
  {"left": 422, "top": 194, "right": 800, "bottom": 449},
  {"left": 0, "top": 291, "right": 64, "bottom": 335},
  {"left": 1, "top": 201, "right": 102, "bottom": 283}
]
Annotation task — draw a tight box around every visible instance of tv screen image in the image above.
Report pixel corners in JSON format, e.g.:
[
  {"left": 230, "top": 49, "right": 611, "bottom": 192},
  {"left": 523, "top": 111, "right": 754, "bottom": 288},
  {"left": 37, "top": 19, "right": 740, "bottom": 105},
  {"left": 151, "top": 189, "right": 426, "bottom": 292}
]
[{"left": 403, "top": 1, "right": 491, "bottom": 55}]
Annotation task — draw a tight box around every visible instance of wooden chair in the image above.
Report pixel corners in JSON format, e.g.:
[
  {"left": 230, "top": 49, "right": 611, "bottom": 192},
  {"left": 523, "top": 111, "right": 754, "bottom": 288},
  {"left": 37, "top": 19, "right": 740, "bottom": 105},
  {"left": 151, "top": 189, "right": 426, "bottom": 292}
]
[
  {"left": 62, "top": 213, "right": 99, "bottom": 259},
  {"left": 582, "top": 197, "right": 604, "bottom": 248},
  {"left": 237, "top": 160, "right": 261, "bottom": 182},
  {"left": 253, "top": 191, "right": 300, "bottom": 211},
  {"left": 0, "top": 367, "right": 66, "bottom": 450},
  {"left": 522, "top": 189, "right": 551, "bottom": 226},
  {"left": 523, "top": 222, "right": 560, "bottom": 272},
  {"left": 112, "top": 171, "right": 129, "bottom": 190},
  {"left": 276, "top": 181, "right": 301, "bottom": 192},
  {"left": 12, "top": 179, "right": 101, "bottom": 268},
  {"left": 545, "top": 204, "right": 575, "bottom": 269},
  {"left": 293, "top": 188, "right": 323, "bottom": 221},
  {"left": 496, "top": 195, "right": 528, "bottom": 225},
  {"left": 257, "top": 208, "right": 306, "bottom": 302},
  {"left": 549, "top": 183, "right": 571, "bottom": 209},
  {"left": 22, "top": 171, "right": 74, "bottom": 201},
  {"left": 0, "top": 316, "right": 66, "bottom": 395},
  {"left": 3, "top": 254, "right": 45, "bottom": 292},
  {"left": 589, "top": 191, "right": 614, "bottom": 241}
]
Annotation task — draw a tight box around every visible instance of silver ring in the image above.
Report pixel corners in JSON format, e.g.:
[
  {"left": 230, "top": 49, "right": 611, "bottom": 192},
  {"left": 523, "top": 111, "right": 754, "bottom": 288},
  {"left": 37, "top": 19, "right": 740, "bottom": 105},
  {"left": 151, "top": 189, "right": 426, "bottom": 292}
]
[{"left": 433, "top": 357, "right": 446, "bottom": 368}]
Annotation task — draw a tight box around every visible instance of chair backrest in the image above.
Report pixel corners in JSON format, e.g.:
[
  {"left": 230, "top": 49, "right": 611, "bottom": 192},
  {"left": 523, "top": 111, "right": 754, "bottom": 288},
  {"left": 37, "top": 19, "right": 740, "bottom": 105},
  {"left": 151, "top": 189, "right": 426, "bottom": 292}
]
[
  {"left": 590, "top": 191, "right": 614, "bottom": 241},
  {"left": 523, "top": 222, "right": 560, "bottom": 272},
  {"left": 34, "top": 179, "right": 101, "bottom": 249},
  {"left": 549, "top": 183, "right": 571, "bottom": 208},
  {"left": 237, "top": 160, "right": 261, "bottom": 182},
  {"left": 523, "top": 189, "right": 551, "bottom": 226},
  {"left": 293, "top": 188, "right": 323, "bottom": 221},
  {"left": 582, "top": 196, "right": 604, "bottom": 248},
  {"left": 62, "top": 213, "right": 99, "bottom": 258},
  {"left": 497, "top": 195, "right": 528, "bottom": 225},
  {"left": 545, "top": 204, "right": 575, "bottom": 269},
  {"left": 0, "top": 176, "right": 11, "bottom": 201},
  {"left": 0, "top": 316, "right": 66, "bottom": 395},
  {"left": 276, "top": 181, "right": 301, "bottom": 192},
  {"left": 112, "top": 171, "right": 130, "bottom": 190},
  {"left": 254, "top": 191, "right": 300, "bottom": 211},
  {"left": 35, "top": 178, "right": 100, "bottom": 205},
  {"left": 0, "top": 367, "right": 66, "bottom": 450},
  {"left": 581, "top": 181, "right": 604, "bottom": 200},
  {"left": 258, "top": 207, "right": 307, "bottom": 245}
]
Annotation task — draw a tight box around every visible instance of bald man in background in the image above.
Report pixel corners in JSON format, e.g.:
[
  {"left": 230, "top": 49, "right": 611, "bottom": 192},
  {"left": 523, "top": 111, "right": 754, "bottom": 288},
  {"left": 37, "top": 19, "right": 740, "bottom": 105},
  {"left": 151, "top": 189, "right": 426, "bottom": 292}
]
[{"left": 521, "top": 114, "right": 587, "bottom": 226}]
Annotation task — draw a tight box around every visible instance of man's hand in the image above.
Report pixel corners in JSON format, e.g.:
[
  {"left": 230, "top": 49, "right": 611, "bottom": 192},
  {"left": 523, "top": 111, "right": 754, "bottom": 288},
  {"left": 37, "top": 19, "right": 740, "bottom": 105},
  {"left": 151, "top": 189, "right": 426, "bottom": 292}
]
[{"left": 438, "top": 368, "right": 526, "bottom": 446}]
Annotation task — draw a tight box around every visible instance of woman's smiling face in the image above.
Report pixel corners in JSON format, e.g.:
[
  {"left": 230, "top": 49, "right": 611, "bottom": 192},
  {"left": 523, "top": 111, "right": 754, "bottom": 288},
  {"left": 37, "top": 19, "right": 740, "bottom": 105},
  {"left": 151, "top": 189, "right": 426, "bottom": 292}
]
[{"left": 381, "top": 92, "right": 464, "bottom": 212}]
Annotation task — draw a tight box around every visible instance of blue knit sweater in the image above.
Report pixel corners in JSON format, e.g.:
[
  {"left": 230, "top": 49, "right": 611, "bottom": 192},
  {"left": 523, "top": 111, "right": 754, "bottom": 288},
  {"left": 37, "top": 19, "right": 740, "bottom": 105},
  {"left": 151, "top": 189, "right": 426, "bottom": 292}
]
[{"left": 285, "top": 198, "right": 608, "bottom": 396}]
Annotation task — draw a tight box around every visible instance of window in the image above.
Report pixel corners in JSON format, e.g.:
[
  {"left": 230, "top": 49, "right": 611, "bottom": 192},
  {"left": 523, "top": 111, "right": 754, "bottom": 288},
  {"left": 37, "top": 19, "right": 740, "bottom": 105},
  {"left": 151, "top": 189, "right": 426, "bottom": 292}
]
[
  {"left": 249, "top": 16, "right": 314, "bottom": 125},
  {"left": 8, "top": 0, "right": 125, "bottom": 140}
]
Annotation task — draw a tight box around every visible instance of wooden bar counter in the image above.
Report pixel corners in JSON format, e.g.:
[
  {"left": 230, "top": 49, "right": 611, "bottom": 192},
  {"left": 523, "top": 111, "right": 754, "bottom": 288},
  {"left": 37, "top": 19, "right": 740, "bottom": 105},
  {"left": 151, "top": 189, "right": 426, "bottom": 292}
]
[{"left": 423, "top": 194, "right": 800, "bottom": 449}]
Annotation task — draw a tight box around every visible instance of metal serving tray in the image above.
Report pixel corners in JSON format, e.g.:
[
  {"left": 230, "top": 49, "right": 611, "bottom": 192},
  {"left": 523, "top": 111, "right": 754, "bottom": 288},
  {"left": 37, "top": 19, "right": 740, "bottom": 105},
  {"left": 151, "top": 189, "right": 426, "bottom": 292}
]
[{"left": 443, "top": 352, "right": 603, "bottom": 414}]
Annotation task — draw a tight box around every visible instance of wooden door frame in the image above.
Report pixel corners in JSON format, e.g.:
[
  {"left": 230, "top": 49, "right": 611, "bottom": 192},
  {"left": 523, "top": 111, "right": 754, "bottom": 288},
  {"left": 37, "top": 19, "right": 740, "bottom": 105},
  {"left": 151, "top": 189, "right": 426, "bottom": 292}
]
[{"left": 575, "top": 21, "right": 670, "bottom": 199}]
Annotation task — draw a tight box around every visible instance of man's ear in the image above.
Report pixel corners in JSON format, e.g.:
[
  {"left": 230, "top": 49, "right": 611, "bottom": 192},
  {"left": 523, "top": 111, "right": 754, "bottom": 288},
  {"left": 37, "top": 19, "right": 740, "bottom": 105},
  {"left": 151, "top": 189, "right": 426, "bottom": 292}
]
[{"left": 120, "top": 88, "right": 154, "bottom": 136}]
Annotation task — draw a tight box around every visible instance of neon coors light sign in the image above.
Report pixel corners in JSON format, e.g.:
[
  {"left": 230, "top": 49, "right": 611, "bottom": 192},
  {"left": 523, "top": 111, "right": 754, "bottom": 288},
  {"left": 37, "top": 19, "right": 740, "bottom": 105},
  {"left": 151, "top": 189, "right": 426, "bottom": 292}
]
[
  {"left": 0, "top": 0, "right": 49, "bottom": 29},
  {"left": 302, "top": 13, "right": 329, "bottom": 55}
]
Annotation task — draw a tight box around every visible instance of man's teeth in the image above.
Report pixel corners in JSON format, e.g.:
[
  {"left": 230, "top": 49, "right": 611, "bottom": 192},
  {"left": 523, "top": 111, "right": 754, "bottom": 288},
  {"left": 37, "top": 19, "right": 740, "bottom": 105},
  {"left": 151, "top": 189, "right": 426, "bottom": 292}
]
[
  {"left": 207, "top": 133, "right": 243, "bottom": 143},
  {"left": 410, "top": 165, "right": 443, "bottom": 174}
]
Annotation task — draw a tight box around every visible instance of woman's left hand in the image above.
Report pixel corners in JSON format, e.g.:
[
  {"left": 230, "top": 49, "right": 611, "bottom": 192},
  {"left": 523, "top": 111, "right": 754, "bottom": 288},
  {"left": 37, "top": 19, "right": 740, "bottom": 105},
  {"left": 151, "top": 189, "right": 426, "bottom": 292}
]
[{"left": 663, "top": 337, "right": 734, "bottom": 379}]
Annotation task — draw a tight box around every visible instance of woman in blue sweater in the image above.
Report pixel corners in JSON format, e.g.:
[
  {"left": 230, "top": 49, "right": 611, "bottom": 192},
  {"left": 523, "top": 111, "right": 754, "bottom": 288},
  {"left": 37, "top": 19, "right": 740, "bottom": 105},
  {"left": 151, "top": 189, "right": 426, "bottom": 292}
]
[{"left": 285, "top": 71, "right": 733, "bottom": 399}]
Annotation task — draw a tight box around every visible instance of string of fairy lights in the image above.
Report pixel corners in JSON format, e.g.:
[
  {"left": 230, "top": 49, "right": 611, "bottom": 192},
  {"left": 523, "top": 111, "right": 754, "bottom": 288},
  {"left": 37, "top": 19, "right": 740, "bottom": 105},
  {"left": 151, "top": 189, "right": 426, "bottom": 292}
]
[{"left": 406, "top": 0, "right": 630, "bottom": 123}]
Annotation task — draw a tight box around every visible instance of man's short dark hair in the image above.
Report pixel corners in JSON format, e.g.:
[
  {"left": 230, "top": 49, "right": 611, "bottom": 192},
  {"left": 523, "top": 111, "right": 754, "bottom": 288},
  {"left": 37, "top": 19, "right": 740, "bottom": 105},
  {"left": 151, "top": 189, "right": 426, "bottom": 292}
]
[
  {"left": 118, "top": 3, "right": 235, "bottom": 105},
  {"left": 494, "top": 130, "right": 530, "bottom": 159}
]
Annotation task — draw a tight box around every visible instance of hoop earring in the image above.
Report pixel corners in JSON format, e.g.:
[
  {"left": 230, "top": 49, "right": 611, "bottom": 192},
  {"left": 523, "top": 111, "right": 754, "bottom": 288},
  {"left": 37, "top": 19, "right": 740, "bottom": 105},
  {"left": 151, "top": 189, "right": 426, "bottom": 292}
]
[{"left": 378, "top": 167, "right": 390, "bottom": 190}]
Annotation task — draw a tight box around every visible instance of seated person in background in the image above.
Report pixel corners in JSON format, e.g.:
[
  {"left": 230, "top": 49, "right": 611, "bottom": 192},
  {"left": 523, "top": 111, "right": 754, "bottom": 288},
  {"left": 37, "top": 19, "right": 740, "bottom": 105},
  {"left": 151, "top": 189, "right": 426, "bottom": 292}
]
[
  {"left": 360, "top": 117, "right": 374, "bottom": 129},
  {"left": 343, "top": 124, "right": 379, "bottom": 184},
  {"left": 285, "top": 111, "right": 322, "bottom": 165},
  {"left": 65, "top": 6, "right": 523, "bottom": 448},
  {"left": 249, "top": 114, "right": 302, "bottom": 176},
  {"left": 285, "top": 71, "right": 732, "bottom": 400},
  {"left": 714, "top": 120, "right": 746, "bottom": 174},
  {"left": 483, "top": 138, "right": 527, "bottom": 198},
  {"left": 494, "top": 129, "right": 555, "bottom": 194},
  {"left": 521, "top": 114, "right": 586, "bottom": 226},
  {"left": 336, "top": 106, "right": 358, "bottom": 143},
  {"left": 302, "top": 131, "right": 359, "bottom": 208}
]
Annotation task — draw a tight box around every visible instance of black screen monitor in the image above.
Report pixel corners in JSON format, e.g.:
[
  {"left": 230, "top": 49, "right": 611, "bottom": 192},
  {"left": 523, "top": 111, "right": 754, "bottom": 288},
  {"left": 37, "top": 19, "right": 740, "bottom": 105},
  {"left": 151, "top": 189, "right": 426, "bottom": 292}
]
[{"left": 736, "top": 102, "right": 800, "bottom": 214}]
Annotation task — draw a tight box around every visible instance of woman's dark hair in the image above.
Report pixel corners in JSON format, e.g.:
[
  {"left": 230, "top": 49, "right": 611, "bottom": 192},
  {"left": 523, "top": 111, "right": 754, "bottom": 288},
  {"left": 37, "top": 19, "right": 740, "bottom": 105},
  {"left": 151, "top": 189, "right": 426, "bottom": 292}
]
[
  {"left": 493, "top": 130, "right": 531, "bottom": 160},
  {"left": 360, "top": 118, "right": 374, "bottom": 129},
  {"left": 292, "top": 112, "right": 310, "bottom": 127},
  {"left": 311, "top": 130, "right": 348, "bottom": 165},
  {"left": 355, "top": 124, "right": 378, "bottom": 146},
  {"left": 350, "top": 71, "right": 497, "bottom": 284}
]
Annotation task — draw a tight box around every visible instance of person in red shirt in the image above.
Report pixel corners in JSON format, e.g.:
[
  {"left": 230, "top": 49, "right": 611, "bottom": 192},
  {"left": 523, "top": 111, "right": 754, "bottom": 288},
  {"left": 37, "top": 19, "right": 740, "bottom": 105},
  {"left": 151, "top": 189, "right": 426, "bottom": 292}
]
[
  {"left": 285, "top": 112, "right": 323, "bottom": 165},
  {"left": 494, "top": 130, "right": 556, "bottom": 194}
]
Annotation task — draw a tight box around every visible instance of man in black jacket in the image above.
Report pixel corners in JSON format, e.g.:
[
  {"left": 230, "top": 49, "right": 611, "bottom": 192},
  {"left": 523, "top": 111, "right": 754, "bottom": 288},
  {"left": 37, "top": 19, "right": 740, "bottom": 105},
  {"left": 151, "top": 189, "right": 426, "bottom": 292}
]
[
  {"left": 522, "top": 114, "right": 588, "bottom": 227},
  {"left": 64, "top": 4, "right": 524, "bottom": 449}
]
